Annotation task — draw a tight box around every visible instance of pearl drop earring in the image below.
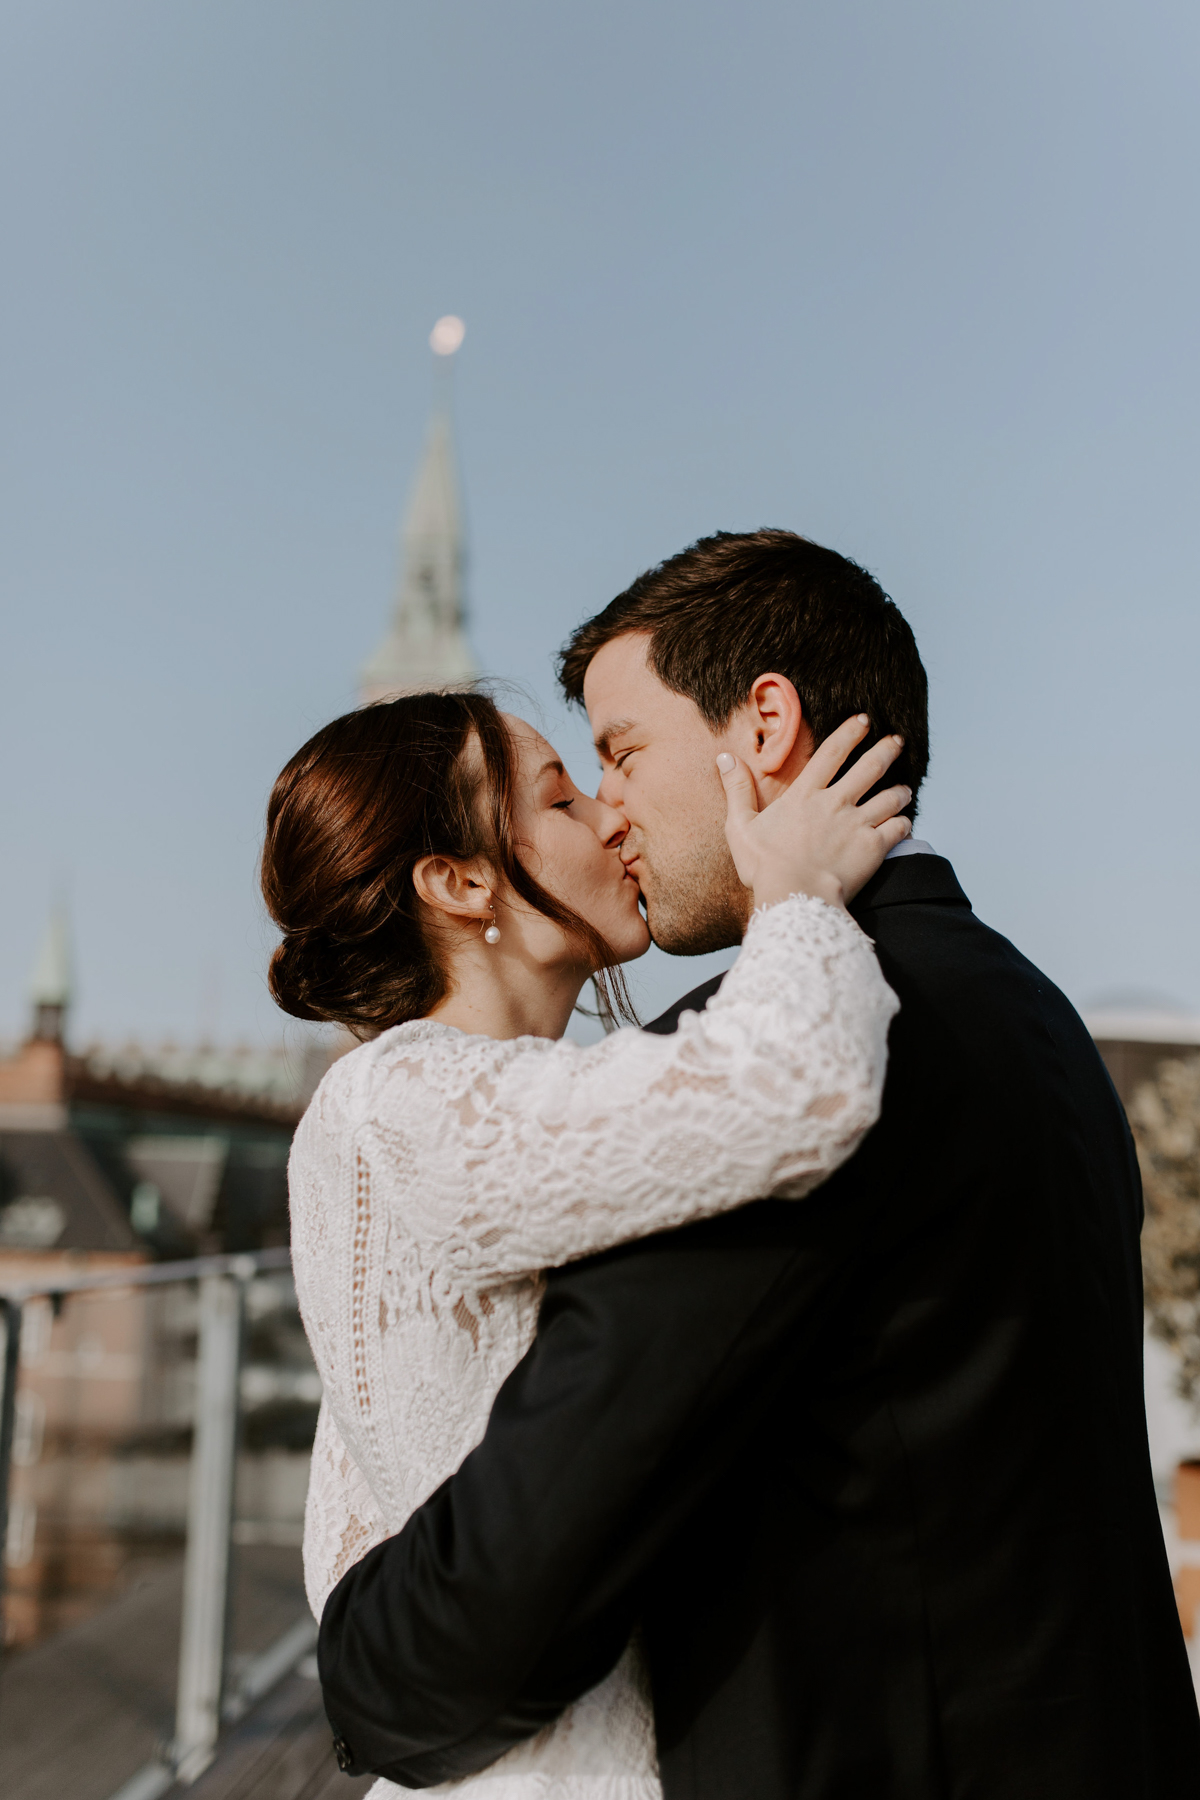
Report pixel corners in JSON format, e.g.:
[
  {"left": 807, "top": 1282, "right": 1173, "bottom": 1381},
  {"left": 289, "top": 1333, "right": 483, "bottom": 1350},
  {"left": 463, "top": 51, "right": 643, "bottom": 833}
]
[{"left": 483, "top": 908, "right": 501, "bottom": 945}]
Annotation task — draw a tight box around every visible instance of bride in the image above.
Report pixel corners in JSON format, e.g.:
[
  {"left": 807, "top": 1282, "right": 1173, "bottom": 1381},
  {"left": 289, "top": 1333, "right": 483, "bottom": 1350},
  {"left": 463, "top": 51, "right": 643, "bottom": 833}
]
[{"left": 262, "top": 689, "right": 911, "bottom": 1797}]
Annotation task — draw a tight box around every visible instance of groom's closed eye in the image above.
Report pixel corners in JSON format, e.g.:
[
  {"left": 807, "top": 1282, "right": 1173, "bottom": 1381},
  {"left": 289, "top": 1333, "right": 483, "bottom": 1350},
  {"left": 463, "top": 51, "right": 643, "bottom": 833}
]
[{"left": 593, "top": 718, "right": 637, "bottom": 763}]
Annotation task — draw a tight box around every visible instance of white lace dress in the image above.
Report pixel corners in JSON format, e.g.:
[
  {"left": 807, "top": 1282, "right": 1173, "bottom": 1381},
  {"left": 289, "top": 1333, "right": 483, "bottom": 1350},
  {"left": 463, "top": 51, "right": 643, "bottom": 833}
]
[{"left": 289, "top": 894, "right": 898, "bottom": 1798}]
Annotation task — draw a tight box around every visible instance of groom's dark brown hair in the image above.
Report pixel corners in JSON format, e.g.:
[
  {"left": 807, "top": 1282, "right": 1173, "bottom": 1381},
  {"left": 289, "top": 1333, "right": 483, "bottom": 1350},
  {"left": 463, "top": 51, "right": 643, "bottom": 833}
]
[{"left": 558, "top": 528, "right": 929, "bottom": 813}]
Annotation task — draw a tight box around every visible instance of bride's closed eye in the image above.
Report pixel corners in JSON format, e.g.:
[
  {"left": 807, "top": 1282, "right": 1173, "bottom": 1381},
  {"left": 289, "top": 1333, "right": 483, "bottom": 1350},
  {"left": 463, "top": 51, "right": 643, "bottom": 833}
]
[{"left": 552, "top": 798, "right": 575, "bottom": 811}]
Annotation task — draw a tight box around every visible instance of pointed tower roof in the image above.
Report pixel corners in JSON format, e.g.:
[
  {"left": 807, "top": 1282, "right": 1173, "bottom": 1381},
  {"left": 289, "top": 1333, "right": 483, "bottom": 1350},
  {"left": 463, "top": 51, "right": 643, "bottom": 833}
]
[
  {"left": 30, "top": 907, "right": 71, "bottom": 1009},
  {"left": 361, "top": 330, "right": 476, "bottom": 703}
]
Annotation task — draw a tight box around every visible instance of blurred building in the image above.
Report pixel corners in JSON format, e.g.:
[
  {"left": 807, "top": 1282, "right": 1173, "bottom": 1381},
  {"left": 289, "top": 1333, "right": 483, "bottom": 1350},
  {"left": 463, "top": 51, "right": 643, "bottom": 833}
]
[
  {"left": 1085, "top": 1002, "right": 1200, "bottom": 1110},
  {"left": 0, "top": 915, "right": 311, "bottom": 1264},
  {"left": 0, "top": 918, "right": 320, "bottom": 1645},
  {"left": 1084, "top": 998, "right": 1200, "bottom": 1548}
]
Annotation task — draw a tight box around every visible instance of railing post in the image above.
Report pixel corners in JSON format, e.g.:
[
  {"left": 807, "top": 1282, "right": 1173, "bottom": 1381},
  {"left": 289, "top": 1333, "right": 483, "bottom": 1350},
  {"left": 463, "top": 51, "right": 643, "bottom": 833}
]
[
  {"left": 173, "top": 1272, "right": 243, "bottom": 1783},
  {"left": 0, "top": 1297, "right": 23, "bottom": 1662}
]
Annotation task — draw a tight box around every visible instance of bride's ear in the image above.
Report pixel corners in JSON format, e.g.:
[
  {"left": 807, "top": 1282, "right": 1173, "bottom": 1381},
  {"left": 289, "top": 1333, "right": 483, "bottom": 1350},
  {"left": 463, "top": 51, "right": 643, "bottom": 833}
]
[{"left": 412, "top": 856, "right": 494, "bottom": 922}]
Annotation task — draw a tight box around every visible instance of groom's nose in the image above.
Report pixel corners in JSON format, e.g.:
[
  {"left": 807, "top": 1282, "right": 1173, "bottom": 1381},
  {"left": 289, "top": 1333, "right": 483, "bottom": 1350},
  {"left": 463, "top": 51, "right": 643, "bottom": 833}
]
[
  {"left": 597, "top": 802, "right": 628, "bottom": 850},
  {"left": 595, "top": 766, "right": 624, "bottom": 810}
]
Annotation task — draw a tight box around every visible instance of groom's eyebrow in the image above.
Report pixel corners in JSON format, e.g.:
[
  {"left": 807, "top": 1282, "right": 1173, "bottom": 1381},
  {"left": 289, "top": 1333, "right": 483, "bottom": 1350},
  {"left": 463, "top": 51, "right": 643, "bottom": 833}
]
[{"left": 594, "top": 718, "right": 635, "bottom": 760}]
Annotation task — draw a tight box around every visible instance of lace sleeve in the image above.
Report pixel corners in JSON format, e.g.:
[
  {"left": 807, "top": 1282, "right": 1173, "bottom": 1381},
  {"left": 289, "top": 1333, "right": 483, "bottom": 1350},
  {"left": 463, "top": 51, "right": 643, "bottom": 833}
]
[
  {"left": 303, "top": 1400, "right": 391, "bottom": 1620},
  {"left": 355, "top": 893, "right": 897, "bottom": 1284}
]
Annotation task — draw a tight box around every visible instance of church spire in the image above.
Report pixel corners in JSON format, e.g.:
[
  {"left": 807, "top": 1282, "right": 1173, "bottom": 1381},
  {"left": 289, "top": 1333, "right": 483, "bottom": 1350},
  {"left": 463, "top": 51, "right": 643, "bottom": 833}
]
[
  {"left": 360, "top": 318, "right": 476, "bottom": 705},
  {"left": 29, "top": 905, "right": 72, "bottom": 1044}
]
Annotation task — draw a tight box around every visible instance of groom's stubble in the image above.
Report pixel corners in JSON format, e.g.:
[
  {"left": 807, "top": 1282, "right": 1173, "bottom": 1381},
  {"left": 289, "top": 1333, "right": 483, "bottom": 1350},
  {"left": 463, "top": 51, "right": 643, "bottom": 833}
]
[{"left": 628, "top": 812, "right": 749, "bottom": 957}]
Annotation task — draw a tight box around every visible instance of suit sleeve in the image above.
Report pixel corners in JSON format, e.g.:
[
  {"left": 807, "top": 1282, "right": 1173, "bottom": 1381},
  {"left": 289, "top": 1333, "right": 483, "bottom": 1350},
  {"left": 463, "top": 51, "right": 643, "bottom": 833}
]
[{"left": 317, "top": 1188, "right": 876, "bottom": 1787}]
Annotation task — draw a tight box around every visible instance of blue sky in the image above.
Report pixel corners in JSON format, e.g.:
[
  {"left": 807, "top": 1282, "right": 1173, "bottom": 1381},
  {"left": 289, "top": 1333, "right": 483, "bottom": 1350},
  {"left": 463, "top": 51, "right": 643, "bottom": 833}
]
[{"left": 2, "top": 0, "right": 1198, "bottom": 1046}]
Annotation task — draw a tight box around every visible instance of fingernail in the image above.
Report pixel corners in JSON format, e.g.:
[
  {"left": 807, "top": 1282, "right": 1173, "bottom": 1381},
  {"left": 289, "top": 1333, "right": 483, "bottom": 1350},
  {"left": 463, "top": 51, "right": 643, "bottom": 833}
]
[
  {"left": 893, "top": 734, "right": 905, "bottom": 746},
  {"left": 716, "top": 753, "right": 736, "bottom": 773},
  {"left": 857, "top": 714, "right": 869, "bottom": 725}
]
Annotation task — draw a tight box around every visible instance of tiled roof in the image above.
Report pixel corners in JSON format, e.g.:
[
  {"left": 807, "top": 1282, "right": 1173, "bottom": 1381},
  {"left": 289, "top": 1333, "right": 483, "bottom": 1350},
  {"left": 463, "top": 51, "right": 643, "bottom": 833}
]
[{"left": 0, "top": 1130, "right": 139, "bottom": 1253}]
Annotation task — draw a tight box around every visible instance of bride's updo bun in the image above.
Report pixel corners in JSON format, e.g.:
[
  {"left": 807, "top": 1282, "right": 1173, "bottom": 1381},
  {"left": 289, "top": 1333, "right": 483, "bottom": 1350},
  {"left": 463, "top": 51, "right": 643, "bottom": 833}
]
[{"left": 261, "top": 691, "right": 629, "bottom": 1036}]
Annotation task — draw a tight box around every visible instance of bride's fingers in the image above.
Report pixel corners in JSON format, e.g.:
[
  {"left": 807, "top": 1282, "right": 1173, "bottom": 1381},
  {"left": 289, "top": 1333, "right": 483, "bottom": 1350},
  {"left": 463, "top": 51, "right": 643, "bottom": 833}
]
[
  {"left": 874, "top": 815, "right": 913, "bottom": 854},
  {"left": 716, "top": 751, "right": 760, "bottom": 831},
  {"left": 795, "top": 715, "right": 872, "bottom": 793},
  {"left": 857, "top": 783, "right": 913, "bottom": 827},
  {"left": 829, "top": 732, "right": 905, "bottom": 805}
]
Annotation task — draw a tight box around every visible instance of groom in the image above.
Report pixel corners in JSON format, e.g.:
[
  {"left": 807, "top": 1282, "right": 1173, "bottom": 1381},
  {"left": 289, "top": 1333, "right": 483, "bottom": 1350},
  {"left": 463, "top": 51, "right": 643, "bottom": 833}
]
[{"left": 318, "top": 531, "right": 1200, "bottom": 1797}]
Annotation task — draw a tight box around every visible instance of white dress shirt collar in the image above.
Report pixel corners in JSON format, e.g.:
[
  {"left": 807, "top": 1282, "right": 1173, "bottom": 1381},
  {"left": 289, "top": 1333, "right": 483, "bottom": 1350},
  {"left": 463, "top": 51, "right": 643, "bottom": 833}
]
[{"left": 885, "top": 837, "right": 936, "bottom": 860}]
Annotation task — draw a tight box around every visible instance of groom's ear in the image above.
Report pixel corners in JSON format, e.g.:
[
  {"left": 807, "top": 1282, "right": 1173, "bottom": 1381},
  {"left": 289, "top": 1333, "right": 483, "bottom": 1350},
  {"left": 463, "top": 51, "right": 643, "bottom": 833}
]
[{"left": 741, "top": 673, "right": 813, "bottom": 779}]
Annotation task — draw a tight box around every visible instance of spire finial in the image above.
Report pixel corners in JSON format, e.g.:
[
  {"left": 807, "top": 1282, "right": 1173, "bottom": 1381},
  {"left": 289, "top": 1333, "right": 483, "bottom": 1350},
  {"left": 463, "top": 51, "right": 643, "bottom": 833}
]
[{"left": 429, "top": 315, "right": 465, "bottom": 357}]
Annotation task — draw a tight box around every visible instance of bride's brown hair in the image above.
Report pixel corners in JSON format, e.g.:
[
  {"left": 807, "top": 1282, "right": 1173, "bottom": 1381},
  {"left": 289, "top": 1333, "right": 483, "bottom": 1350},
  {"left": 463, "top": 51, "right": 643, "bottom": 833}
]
[{"left": 261, "top": 691, "right": 634, "bottom": 1037}]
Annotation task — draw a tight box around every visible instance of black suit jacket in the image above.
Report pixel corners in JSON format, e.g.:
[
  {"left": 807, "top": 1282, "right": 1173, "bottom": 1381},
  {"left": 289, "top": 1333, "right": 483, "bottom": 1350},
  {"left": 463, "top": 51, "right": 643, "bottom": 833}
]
[{"left": 318, "top": 856, "right": 1200, "bottom": 1797}]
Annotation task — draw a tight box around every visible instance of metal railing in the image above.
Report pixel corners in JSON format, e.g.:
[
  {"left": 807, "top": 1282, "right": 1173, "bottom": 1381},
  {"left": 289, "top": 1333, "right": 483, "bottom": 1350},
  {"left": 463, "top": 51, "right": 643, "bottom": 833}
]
[{"left": 0, "top": 1249, "right": 317, "bottom": 1795}]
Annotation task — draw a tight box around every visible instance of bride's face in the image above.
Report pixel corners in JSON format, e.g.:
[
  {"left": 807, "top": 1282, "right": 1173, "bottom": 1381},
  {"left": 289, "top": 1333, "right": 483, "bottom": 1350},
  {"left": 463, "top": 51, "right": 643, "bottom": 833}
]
[{"left": 501, "top": 715, "right": 651, "bottom": 969}]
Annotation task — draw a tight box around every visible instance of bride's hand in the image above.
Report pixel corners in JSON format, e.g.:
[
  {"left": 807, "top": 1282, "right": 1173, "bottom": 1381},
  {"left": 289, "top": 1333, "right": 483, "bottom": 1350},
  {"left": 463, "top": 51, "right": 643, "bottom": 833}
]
[{"left": 718, "top": 715, "right": 912, "bottom": 913}]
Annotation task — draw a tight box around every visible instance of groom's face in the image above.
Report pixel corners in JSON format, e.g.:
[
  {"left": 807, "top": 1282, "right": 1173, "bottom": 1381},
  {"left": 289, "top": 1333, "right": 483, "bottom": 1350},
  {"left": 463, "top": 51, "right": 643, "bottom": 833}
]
[{"left": 583, "top": 632, "right": 749, "bottom": 956}]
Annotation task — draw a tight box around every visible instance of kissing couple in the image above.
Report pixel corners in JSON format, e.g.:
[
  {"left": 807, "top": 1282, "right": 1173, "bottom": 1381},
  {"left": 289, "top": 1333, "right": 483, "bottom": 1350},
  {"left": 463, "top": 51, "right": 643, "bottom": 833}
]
[{"left": 264, "top": 530, "right": 1199, "bottom": 1799}]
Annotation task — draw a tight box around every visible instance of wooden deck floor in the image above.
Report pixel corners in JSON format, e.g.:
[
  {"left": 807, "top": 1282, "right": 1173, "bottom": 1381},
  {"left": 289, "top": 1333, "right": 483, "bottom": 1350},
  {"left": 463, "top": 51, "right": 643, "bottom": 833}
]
[
  {"left": 0, "top": 1546, "right": 371, "bottom": 1800},
  {"left": 184, "top": 1667, "right": 373, "bottom": 1800}
]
